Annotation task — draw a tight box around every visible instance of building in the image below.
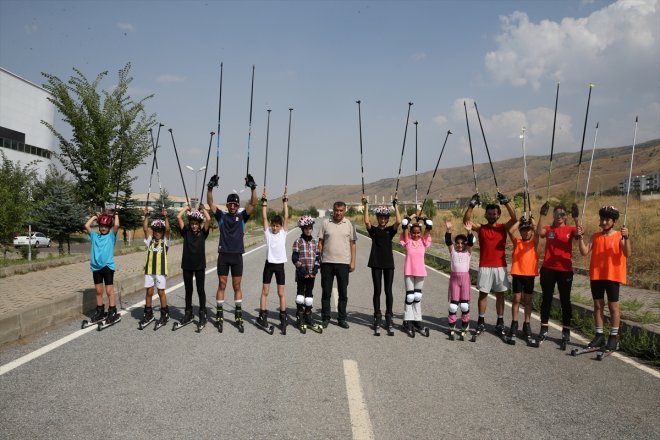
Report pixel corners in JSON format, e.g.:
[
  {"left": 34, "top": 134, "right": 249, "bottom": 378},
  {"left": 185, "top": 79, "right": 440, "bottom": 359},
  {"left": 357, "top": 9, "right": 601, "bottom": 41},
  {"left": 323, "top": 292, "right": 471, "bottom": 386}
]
[
  {"left": 0, "top": 67, "right": 55, "bottom": 177},
  {"left": 619, "top": 172, "right": 660, "bottom": 193},
  {"left": 132, "top": 193, "right": 217, "bottom": 211}
]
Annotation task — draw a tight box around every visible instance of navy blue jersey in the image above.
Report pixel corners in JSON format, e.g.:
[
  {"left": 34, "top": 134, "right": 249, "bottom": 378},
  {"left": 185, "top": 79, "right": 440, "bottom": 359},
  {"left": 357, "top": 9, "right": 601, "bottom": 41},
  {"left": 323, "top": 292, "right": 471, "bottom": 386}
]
[{"left": 214, "top": 209, "right": 250, "bottom": 254}]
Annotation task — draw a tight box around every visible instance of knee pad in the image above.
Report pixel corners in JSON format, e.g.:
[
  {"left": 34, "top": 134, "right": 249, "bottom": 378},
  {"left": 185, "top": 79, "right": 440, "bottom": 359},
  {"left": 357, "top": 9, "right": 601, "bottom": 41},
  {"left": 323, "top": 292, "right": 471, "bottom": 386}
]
[
  {"left": 304, "top": 297, "right": 313, "bottom": 307},
  {"left": 296, "top": 294, "right": 305, "bottom": 305},
  {"left": 413, "top": 290, "right": 422, "bottom": 303},
  {"left": 406, "top": 292, "right": 415, "bottom": 305},
  {"left": 460, "top": 301, "right": 470, "bottom": 313},
  {"left": 448, "top": 301, "right": 459, "bottom": 314}
]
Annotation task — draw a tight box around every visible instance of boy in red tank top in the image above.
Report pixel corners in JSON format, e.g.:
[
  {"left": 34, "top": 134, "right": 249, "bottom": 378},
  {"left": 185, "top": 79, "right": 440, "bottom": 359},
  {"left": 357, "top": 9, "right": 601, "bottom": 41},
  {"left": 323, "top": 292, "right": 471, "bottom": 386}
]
[{"left": 578, "top": 205, "right": 631, "bottom": 352}]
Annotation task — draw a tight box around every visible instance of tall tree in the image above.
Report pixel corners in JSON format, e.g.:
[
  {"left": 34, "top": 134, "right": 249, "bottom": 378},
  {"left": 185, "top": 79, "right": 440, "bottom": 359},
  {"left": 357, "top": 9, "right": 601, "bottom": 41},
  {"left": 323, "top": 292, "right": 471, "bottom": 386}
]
[
  {"left": 41, "top": 63, "right": 155, "bottom": 210},
  {"left": 0, "top": 152, "right": 39, "bottom": 256}
]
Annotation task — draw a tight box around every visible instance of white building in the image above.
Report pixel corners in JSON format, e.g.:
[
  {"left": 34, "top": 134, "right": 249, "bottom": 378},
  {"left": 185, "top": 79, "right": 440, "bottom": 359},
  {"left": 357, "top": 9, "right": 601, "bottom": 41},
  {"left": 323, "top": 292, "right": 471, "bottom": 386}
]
[
  {"left": 619, "top": 172, "right": 660, "bottom": 193},
  {"left": 0, "top": 67, "right": 56, "bottom": 177}
]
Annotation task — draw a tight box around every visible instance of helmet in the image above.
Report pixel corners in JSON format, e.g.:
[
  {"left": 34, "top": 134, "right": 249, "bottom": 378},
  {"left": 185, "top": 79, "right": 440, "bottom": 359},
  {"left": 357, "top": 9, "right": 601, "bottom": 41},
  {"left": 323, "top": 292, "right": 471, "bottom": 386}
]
[
  {"left": 188, "top": 210, "right": 204, "bottom": 223},
  {"left": 373, "top": 206, "right": 391, "bottom": 217},
  {"left": 98, "top": 214, "right": 113, "bottom": 227},
  {"left": 298, "top": 215, "right": 315, "bottom": 228},
  {"left": 150, "top": 219, "right": 166, "bottom": 230},
  {"left": 598, "top": 205, "right": 620, "bottom": 220},
  {"left": 519, "top": 217, "right": 533, "bottom": 231},
  {"left": 226, "top": 193, "right": 240, "bottom": 205}
]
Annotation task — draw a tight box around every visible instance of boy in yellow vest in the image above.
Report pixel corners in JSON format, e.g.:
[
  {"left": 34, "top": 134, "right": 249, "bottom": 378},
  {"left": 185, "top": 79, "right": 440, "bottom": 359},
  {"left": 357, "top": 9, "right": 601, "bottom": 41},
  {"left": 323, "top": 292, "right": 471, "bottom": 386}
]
[{"left": 140, "top": 207, "right": 171, "bottom": 328}]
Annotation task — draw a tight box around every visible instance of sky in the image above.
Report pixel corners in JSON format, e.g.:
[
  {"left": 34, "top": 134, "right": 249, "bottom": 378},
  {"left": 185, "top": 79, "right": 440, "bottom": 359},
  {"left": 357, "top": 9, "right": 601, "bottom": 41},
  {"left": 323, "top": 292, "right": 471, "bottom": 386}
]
[{"left": 1, "top": 0, "right": 658, "bottom": 200}]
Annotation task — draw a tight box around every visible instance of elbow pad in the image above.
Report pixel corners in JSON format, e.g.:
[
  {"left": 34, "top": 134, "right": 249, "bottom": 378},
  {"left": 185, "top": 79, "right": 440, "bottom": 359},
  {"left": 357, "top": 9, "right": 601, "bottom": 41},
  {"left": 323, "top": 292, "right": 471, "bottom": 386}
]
[
  {"left": 444, "top": 232, "right": 453, "bottom": 246},
  {"left": 467, "top": 234, "right": 474, "bottom": 247}
]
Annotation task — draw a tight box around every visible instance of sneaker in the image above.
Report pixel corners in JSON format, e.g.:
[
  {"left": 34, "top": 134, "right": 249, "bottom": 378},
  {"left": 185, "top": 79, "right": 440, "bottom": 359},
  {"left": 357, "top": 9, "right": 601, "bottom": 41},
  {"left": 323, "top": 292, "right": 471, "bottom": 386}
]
[
  {"left": 522, "top": 322, "right": 532, "bottom": 338},
  {"left": 338, "top": 320, "right": 350, "bottom": 329},
  {"left": 216, "top": 308, "right": 224, "bottom": 322},
  {"left": 182, "top": 308, "right": 193, "bottom": 324},
  {"left": 495, "top": 318, "right": 505, "bottom": 334},
  {"left": 538, "top": 326, "right": 549, "bottom": 342},
  {"left": 476, "top": 322, "right": 485, "bottom": 332},
  {"left": 588, "top": 333, "right": 605, "bottom": 348},
  {"left": 198, "top": 309, "right": 207, "bottom": 325},
  {"left": 106, "top": 306, "right": 119, "bottom": 323},
  {"left": 561, "top": 328, "right": 571, "bottom": 342},
  {"left": 91, "top": 305, "right": 106, "bottom": 323},
  {"left": 508, "top": 321, "right": 519, "bottom": 338},
  {"left": 159, "top": 307, "right": 169, "bottom": 324},
  {"left": 605, "top": 335, "right": 619, "bottom": 351}
]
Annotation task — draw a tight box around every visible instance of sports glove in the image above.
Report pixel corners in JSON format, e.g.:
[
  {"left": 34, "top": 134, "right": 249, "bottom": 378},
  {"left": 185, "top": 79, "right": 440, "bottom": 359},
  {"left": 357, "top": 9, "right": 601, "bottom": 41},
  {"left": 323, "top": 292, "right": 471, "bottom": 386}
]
[
  {"left": 245, "top": 174, "right": 257, "bottom": 190},
  {"left": 424, "top": 219, "right": 433, "bottom": 230},
  {"left": 497, "top": 192, "right": 509, "bottom": 205},
  {"left": 207, "top": 175, "right": 219, "bottom": 189},
  {"left": 540, "top": 201, "right": 550, "bottom": 216},
  {"left": 402, "top": 217, "right": 410, "bottom": 230},
  {"left": 469, "top": 193, "right": 481, "bottom": 208},
  {"left": 392, "top": 198, "right": 398, "bottom": 207},
  {"left": 571, "top": 203, "right": 579, "bottom": 218}
]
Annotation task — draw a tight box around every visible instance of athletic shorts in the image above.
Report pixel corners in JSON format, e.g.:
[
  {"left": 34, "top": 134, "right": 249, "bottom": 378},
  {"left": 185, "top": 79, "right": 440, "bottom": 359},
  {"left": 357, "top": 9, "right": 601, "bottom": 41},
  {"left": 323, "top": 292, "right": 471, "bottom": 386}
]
[
  {"left": 217, "top": 253, "right": 243, "bottom": 277},
  {"left": 262, "top": 261, "right": 285, "bottom": 285},
  {"left": 92, "top": 266, "right": 114, "bottom": 285},
  {"left": 144, "top": 274, "right": 167, "bottom": 290},
  {"left": 477, "top": 267, "right": 510, "bottom": 293},
  {"left": 590, "top": 280, "right": 620, "bottom": 302},
  {"left": 512, "top": 275, "right": 535, "bottom": 295}
]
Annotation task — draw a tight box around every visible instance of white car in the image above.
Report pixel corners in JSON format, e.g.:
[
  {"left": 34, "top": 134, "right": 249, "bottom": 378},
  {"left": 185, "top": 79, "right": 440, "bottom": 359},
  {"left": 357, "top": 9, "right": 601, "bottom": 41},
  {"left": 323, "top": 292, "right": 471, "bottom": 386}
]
[{"left": 13, "top": 232, "right": 52, "bottom": 248}]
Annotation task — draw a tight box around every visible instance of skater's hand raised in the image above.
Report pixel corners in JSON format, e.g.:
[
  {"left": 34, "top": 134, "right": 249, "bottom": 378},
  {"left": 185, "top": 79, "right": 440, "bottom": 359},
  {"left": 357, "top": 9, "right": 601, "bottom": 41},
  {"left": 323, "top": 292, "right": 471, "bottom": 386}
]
[
  {"left": 540, "top": 201, "right": 550, "bottom": 216},
  {"left": 445, "top": 219, "right": 453, "bottom": 231},
  {"left": 469, "top": 193, "right": 481, "bottom": 208},
  {"left": 207, "top": 174, "right": 219, "bottom": 189},
  {"left": 571, "top": 203, "right": 579, "bottom": 219}
]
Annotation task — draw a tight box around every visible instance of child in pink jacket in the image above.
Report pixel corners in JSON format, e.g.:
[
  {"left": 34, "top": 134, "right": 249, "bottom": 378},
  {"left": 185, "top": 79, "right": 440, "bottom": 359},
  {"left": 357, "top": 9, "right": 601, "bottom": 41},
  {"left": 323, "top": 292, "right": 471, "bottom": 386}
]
[{"left": 400, "top": 216, "right": 433, "bottom": 336}]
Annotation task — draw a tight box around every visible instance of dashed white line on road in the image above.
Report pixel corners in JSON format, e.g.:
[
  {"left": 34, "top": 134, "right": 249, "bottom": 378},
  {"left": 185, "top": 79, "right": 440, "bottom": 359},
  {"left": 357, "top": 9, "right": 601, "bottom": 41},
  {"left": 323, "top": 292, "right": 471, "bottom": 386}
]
[{"left": 343, "top": 359, "right": 375, "bottom": 440}]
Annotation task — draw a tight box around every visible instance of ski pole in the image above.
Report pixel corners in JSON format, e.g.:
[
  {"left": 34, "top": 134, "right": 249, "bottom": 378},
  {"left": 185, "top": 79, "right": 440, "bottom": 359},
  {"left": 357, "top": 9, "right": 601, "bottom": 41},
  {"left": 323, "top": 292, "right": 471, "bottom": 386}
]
[
  {"left": 356, "top": 100, "right": 365, "bottom": 196},
  {"left": 245, "top": 65, "right": 255, "bottom": 180},
  {"left": 463, "top": 101, "right": 478, "bottom": 194},
  {"left": 199, "top": 131, "right": 215, "bottom": 204},
  {"left": 216, "top": 62, "right": 223, "bottom": 177},
  {"left": 285, "top": 108, "right": 293, "bottom": 193},
  {"left": 623, "top": 116, "right": 639, "bottom": 228},
  {"left": 263, "top": 109, "right": 272, "bottom": 191},
  {"left": 520, "top": 127, "right": 529, "bottom": 218},
  {"left": 417, "top": 130, "right": 452, "bottom": 218},
  {"left": 575, "top": 83, "right": 594, "bottom": 200},
  {"left": 168, "top": 128, "right": 190, "bottom": 208},
  {"left": 414, "top": 121, "right": 419, "bottom": 208},
  {"left": 394, "top": 102, "right": 413, "bottom": 197},
  {"left": 581, "top": 122, "right": 599, "bottom": 227},
  {"left": 474, "top": 101, "right": 499, "bottom": 192},
  {"left": 154, "top": 123, "right": 165, "bottom": 208},
  {"left": 546, "top": 81, "right": 560, "bottom": 201}
]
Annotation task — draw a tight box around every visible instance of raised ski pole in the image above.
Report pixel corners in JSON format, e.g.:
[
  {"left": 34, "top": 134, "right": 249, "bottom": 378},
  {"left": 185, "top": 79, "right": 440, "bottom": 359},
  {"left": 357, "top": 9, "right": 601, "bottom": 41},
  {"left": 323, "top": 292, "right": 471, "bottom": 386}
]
[
  {"left": 581, "top": 123, "right": 599, "bottom": 227},
  {"left": 168, "top": 128, "right": 190, "bottom": 208},
  {"left": 200, "top": 131, "right": 215, "bottom": 203},
  {"left": 417, "top": 130, "right": 452, "bottom": 218},
  {"left": 394, "top": 102, "right": 413, "bottom": 198},
  {"left": 546, "top": 81, "right": 560, "bottom": 201},
  {"left": 356, "top": 100, "right": 365, "bottom": 196},
  {"left": 623, "top": 116, "right": 639, "bottom": 229}
]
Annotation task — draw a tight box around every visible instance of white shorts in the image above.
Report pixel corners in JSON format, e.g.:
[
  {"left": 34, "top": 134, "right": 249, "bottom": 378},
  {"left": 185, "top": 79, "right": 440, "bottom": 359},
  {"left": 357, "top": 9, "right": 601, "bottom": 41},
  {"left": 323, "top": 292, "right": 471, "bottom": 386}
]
[
  {"left": 144, "top": 274, "right": 167, "bottom": 290},
  {"left": 477, "top": 267, "right": 509, "bottom": 293}
]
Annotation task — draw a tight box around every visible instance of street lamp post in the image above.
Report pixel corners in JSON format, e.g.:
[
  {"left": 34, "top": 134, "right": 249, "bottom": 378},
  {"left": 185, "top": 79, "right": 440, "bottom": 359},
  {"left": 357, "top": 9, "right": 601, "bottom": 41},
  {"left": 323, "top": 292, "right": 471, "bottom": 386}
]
[{"left": 185, "top": 165, "right": 206, "bottom": 207}]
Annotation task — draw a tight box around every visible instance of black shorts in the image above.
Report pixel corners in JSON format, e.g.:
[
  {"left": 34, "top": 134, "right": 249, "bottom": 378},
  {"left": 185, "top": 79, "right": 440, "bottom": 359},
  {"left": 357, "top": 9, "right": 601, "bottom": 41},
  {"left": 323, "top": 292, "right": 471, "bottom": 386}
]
[
  {"left": 590, "top": 280, "right": 620, "bottom": 302},
  {"left": 262, "top": 261, "right": 285, "bottom": 285},
  {"left": 92, "top": 266, "right": 114, "bottom": 285},
  {"left": 217, "top": 253, "right": 244, "bottom": 277},
  {"left": 512, "top": 275, "right": 535, "bottom": 295}
]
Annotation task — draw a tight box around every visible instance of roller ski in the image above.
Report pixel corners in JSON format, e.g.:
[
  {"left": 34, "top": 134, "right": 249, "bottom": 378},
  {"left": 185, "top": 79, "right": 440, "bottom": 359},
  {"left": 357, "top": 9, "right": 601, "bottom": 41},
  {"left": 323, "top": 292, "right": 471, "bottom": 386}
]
[
  {"left": 385, "top": 314, "right": 394, "bottom": 336},
  {"left": 256, "top": 310, "right": 275, "bottom": 335},
  {"left": 215, "top": 308, "right": 224, "bottom": 333},
  {"left": 531, "top": 326, "right": 549, "bottom": 348},
  {"left": 172, "top": 308, "right": 194, "bottom": 331},
  {"left": 279, "top": 311, "right": 288, "bottom": 335},
  {"left": 596, "top": 335, "right": 619, "bottom": 361},
  {"left": 234, "top": 309, "right": 245, "bottom": 333},
  {"left": 302, "top": 308, "right": 322, "bottom": 333},
  {"left": 196, "top": 309, "right": 207, "bottom": 333},
  {"left": 470, "top": 321, "right": 485, "bottom": 342},
  {"left": 138, "top": 307, "right": 155, "bottom": 330},
  {"left": 81, "top": 305, "right": 106, "bottom": 329},
  {"left": 153, "top": 307, "right": 169, "bottom": 331},
  {"left": 448, "top": 324, "right": 458, "bottom": 341},
  {"left": 402, "top": 321, "right": 415, "bottom": 338},
  {"left": 373, "top": 314, "right": 382, "bottom": 337},
  {"left": 97, "top": 307, "right": 121, "bottom": 331},
  {"left": 413, "top": 321, "right": 430, "bottom": 337},
  {"left": 559, "top": 328, "right": 571, "bottom": 351},
  {"left": 571, "top": 333, "right": 606, "bottom": 356},
  {"left": 505, "top": 321, "right": 518, "bottom": 345},
  {"left": 459, "top": 322, "right": 469, "bottom": 341}
]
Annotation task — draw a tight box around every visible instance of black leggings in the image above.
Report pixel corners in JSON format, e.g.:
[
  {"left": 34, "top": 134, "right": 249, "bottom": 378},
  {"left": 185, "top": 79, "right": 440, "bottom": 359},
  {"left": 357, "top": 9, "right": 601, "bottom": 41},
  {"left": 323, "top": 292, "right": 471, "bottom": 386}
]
[
  {"left": 183, "top": 269, "right": 206, "bottom": 310},
  {"left": 371, "top": 268, "right": 394, "bottom": 317},
  {"left": 540, "top": 267, "right": 573, "bottom": 326}
]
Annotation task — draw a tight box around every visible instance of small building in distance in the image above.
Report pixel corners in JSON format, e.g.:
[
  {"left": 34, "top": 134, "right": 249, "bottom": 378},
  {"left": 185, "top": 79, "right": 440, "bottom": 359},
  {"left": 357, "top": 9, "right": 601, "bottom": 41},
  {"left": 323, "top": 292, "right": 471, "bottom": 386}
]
[{"left": 619, "top": 172, "right": 660, "bottom": 193}]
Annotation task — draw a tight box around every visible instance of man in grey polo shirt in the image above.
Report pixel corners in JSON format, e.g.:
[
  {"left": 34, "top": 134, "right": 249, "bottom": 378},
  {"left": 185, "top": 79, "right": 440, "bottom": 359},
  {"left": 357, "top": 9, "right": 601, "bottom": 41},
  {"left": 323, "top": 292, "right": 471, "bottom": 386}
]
[{"left": 318, "top": 201, "right": 357, "bottom": 329}]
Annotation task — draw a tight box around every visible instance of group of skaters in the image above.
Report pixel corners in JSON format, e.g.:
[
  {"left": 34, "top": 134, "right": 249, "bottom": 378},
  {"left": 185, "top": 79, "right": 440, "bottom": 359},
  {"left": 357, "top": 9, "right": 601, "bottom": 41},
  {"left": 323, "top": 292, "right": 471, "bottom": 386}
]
[{"left": 85, "top": 175, "right": 631, "bottom": 352}]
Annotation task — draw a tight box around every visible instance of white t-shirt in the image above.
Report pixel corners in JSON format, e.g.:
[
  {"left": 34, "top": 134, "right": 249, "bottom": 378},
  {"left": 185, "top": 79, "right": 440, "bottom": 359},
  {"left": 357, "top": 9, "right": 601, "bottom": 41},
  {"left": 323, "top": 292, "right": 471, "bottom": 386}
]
[{"left": 264, "top": 229, "right": 288, "bottom": 264}]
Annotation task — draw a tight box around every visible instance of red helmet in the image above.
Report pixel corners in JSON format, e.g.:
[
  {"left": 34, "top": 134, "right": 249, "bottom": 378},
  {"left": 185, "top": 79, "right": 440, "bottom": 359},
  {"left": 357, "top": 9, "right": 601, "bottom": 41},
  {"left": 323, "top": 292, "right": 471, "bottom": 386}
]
[{"left": 98, "top": 214, "right": 113, "bottom": 227}]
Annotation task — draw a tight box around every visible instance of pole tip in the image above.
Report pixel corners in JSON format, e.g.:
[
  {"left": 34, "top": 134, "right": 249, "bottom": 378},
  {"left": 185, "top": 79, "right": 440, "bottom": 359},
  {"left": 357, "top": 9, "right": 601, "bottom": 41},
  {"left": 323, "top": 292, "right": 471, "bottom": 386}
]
[
  {"left": 595, "top": 122, "right": 599, "bottom": 128},
  {"left": 409, "top": 102, "right": 413, "bottom": 106},
  {"left": 356, "top": 100, "right": 361, "bottom": 104},
  {"left": 447, "top": 130, "right": 453, "bottom": 135},
  {"left": 159, "top": 123, "right": 164, "bottom": 127},
  {"left": 211, "top": 131, "right": 215, "bottom": 135},
  {"left": 168, "top": 128, "right": 172, "bottom": 133},
  {"left": 414, "top": 121, "right": 418, "bottom": 125},
  {"left": 289, "top": 108, "right": 293, "bottom": 111},
  {"left": 267, "top": 109, "right": 271, "bottom": 113},
  {"left": 635, "top": 115, "right": 638, "bottom": 122},
  {"left": 589, "top": 83, "right": 595, "bottom": 88}
]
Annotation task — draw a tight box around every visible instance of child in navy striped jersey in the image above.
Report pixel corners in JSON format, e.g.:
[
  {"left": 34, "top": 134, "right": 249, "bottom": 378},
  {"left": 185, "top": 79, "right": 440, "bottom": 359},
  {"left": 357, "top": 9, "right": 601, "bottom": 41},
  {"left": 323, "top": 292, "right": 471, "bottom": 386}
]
[{"left": 141, "top": 207, "right": 171, "bottom": 327}]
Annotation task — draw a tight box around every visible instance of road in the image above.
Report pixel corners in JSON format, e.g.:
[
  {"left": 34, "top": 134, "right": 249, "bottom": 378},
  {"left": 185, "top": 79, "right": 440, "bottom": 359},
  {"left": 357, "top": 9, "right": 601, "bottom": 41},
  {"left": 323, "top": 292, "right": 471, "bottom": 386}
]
[{"left": 1, "top": 227, "right": 658, "bottom": 439}]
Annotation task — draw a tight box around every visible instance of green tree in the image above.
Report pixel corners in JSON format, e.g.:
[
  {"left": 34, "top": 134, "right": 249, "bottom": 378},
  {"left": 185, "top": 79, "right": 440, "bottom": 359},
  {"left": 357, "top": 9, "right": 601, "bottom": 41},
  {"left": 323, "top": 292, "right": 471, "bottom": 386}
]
[
  {"left": 420, "top": 199, "right": 437, "bottom": 219},
  {"left": 41, "top": 63, "right": 155, "bottom": 209},
  {"left": 116, "top": 186, "right": 143, "bottom": 246},
  {"left": 0, "top": 152, "right": 39, "bottom": 257},
  {"left": 307, "top": 206, "right": 319, "bottom": 217},
  {"left": 32, "top": 167, "right": 87, "bottom": 255}
]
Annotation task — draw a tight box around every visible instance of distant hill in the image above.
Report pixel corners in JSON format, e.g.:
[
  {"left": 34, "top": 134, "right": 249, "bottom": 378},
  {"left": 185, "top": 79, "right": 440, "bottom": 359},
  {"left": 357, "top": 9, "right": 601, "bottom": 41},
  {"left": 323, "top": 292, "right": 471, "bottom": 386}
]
[{"left": 279, "top": 139, "right": 660, "bottom": 210}]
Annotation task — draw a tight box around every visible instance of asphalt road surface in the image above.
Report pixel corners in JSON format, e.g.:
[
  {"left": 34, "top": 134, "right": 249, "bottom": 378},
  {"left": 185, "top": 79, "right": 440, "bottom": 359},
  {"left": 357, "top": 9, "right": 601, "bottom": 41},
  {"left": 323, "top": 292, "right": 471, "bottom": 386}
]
[{"left": 1, "top": 227, "right": 658, "bottom": 439}]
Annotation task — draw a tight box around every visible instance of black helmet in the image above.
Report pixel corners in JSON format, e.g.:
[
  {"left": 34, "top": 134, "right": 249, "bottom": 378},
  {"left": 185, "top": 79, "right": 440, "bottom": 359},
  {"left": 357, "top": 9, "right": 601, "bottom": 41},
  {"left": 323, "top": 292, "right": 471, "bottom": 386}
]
[
  {"left": 226, "top": 193, "right": 240, "bottom": 204},
  {"left": 598, "top": 205, "right": 619, "bottom": 220}
]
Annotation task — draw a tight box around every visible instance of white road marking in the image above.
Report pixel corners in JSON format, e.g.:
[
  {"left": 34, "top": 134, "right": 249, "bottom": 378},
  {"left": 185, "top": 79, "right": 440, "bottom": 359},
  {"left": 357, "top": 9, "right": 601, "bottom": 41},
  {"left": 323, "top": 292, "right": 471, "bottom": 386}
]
[
  {"left": 343, "top": 359, "right": 375, "bottom": 440},
  {"left": 0, "top": 244, "right": 266, "bottom": 376}
]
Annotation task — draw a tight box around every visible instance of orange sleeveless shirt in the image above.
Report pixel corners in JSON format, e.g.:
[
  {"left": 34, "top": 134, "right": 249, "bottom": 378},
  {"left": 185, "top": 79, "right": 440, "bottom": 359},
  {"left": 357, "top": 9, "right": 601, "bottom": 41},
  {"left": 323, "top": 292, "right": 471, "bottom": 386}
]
[
  {"left": 589, "top": 231, "right": 626, "bottom": 284},
  {"left": 511, "top": 239, "right": 539, "bottom": 276}
]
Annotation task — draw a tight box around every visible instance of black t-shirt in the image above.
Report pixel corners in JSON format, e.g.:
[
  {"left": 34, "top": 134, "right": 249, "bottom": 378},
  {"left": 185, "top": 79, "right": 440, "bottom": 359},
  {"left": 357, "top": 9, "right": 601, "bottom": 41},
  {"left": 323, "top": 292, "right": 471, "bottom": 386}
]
[
  {"left": 214, "top": 209, "right": 250, "bottom": 254},
  {"left": 367, "top": 225, "right": 397, "bottom": 269},
  {"left": 181, "top": 226, "right": 210, "bottom": 271}
]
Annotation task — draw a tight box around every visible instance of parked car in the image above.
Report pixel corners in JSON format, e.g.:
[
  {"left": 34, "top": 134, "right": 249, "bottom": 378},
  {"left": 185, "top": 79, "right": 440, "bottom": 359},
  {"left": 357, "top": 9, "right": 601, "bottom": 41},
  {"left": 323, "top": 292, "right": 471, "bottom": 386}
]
[{"left": 13, "top": 232, "right": 51, "bottom": 248}]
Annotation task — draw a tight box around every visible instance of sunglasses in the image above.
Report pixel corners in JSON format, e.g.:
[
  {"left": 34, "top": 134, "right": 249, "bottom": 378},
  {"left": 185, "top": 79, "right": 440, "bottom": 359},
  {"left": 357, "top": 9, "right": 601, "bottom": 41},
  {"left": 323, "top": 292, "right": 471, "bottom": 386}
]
[
  {"left": 227, "top": 202, "right": 239, "bottom": 207},
  {"left": 554, "top": 211, "right": 566, "bottom": 217}
]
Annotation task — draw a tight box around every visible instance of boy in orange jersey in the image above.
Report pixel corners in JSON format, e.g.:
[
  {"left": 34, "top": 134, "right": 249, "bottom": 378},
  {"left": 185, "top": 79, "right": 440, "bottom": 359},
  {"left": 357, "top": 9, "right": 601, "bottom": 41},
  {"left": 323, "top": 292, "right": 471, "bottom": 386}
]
[
  {"left": 577, "top": 206, "right": 631, "bottom": 352},
  {"left": 505, "top": 217, "right": 539, "bottom": 344}
]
